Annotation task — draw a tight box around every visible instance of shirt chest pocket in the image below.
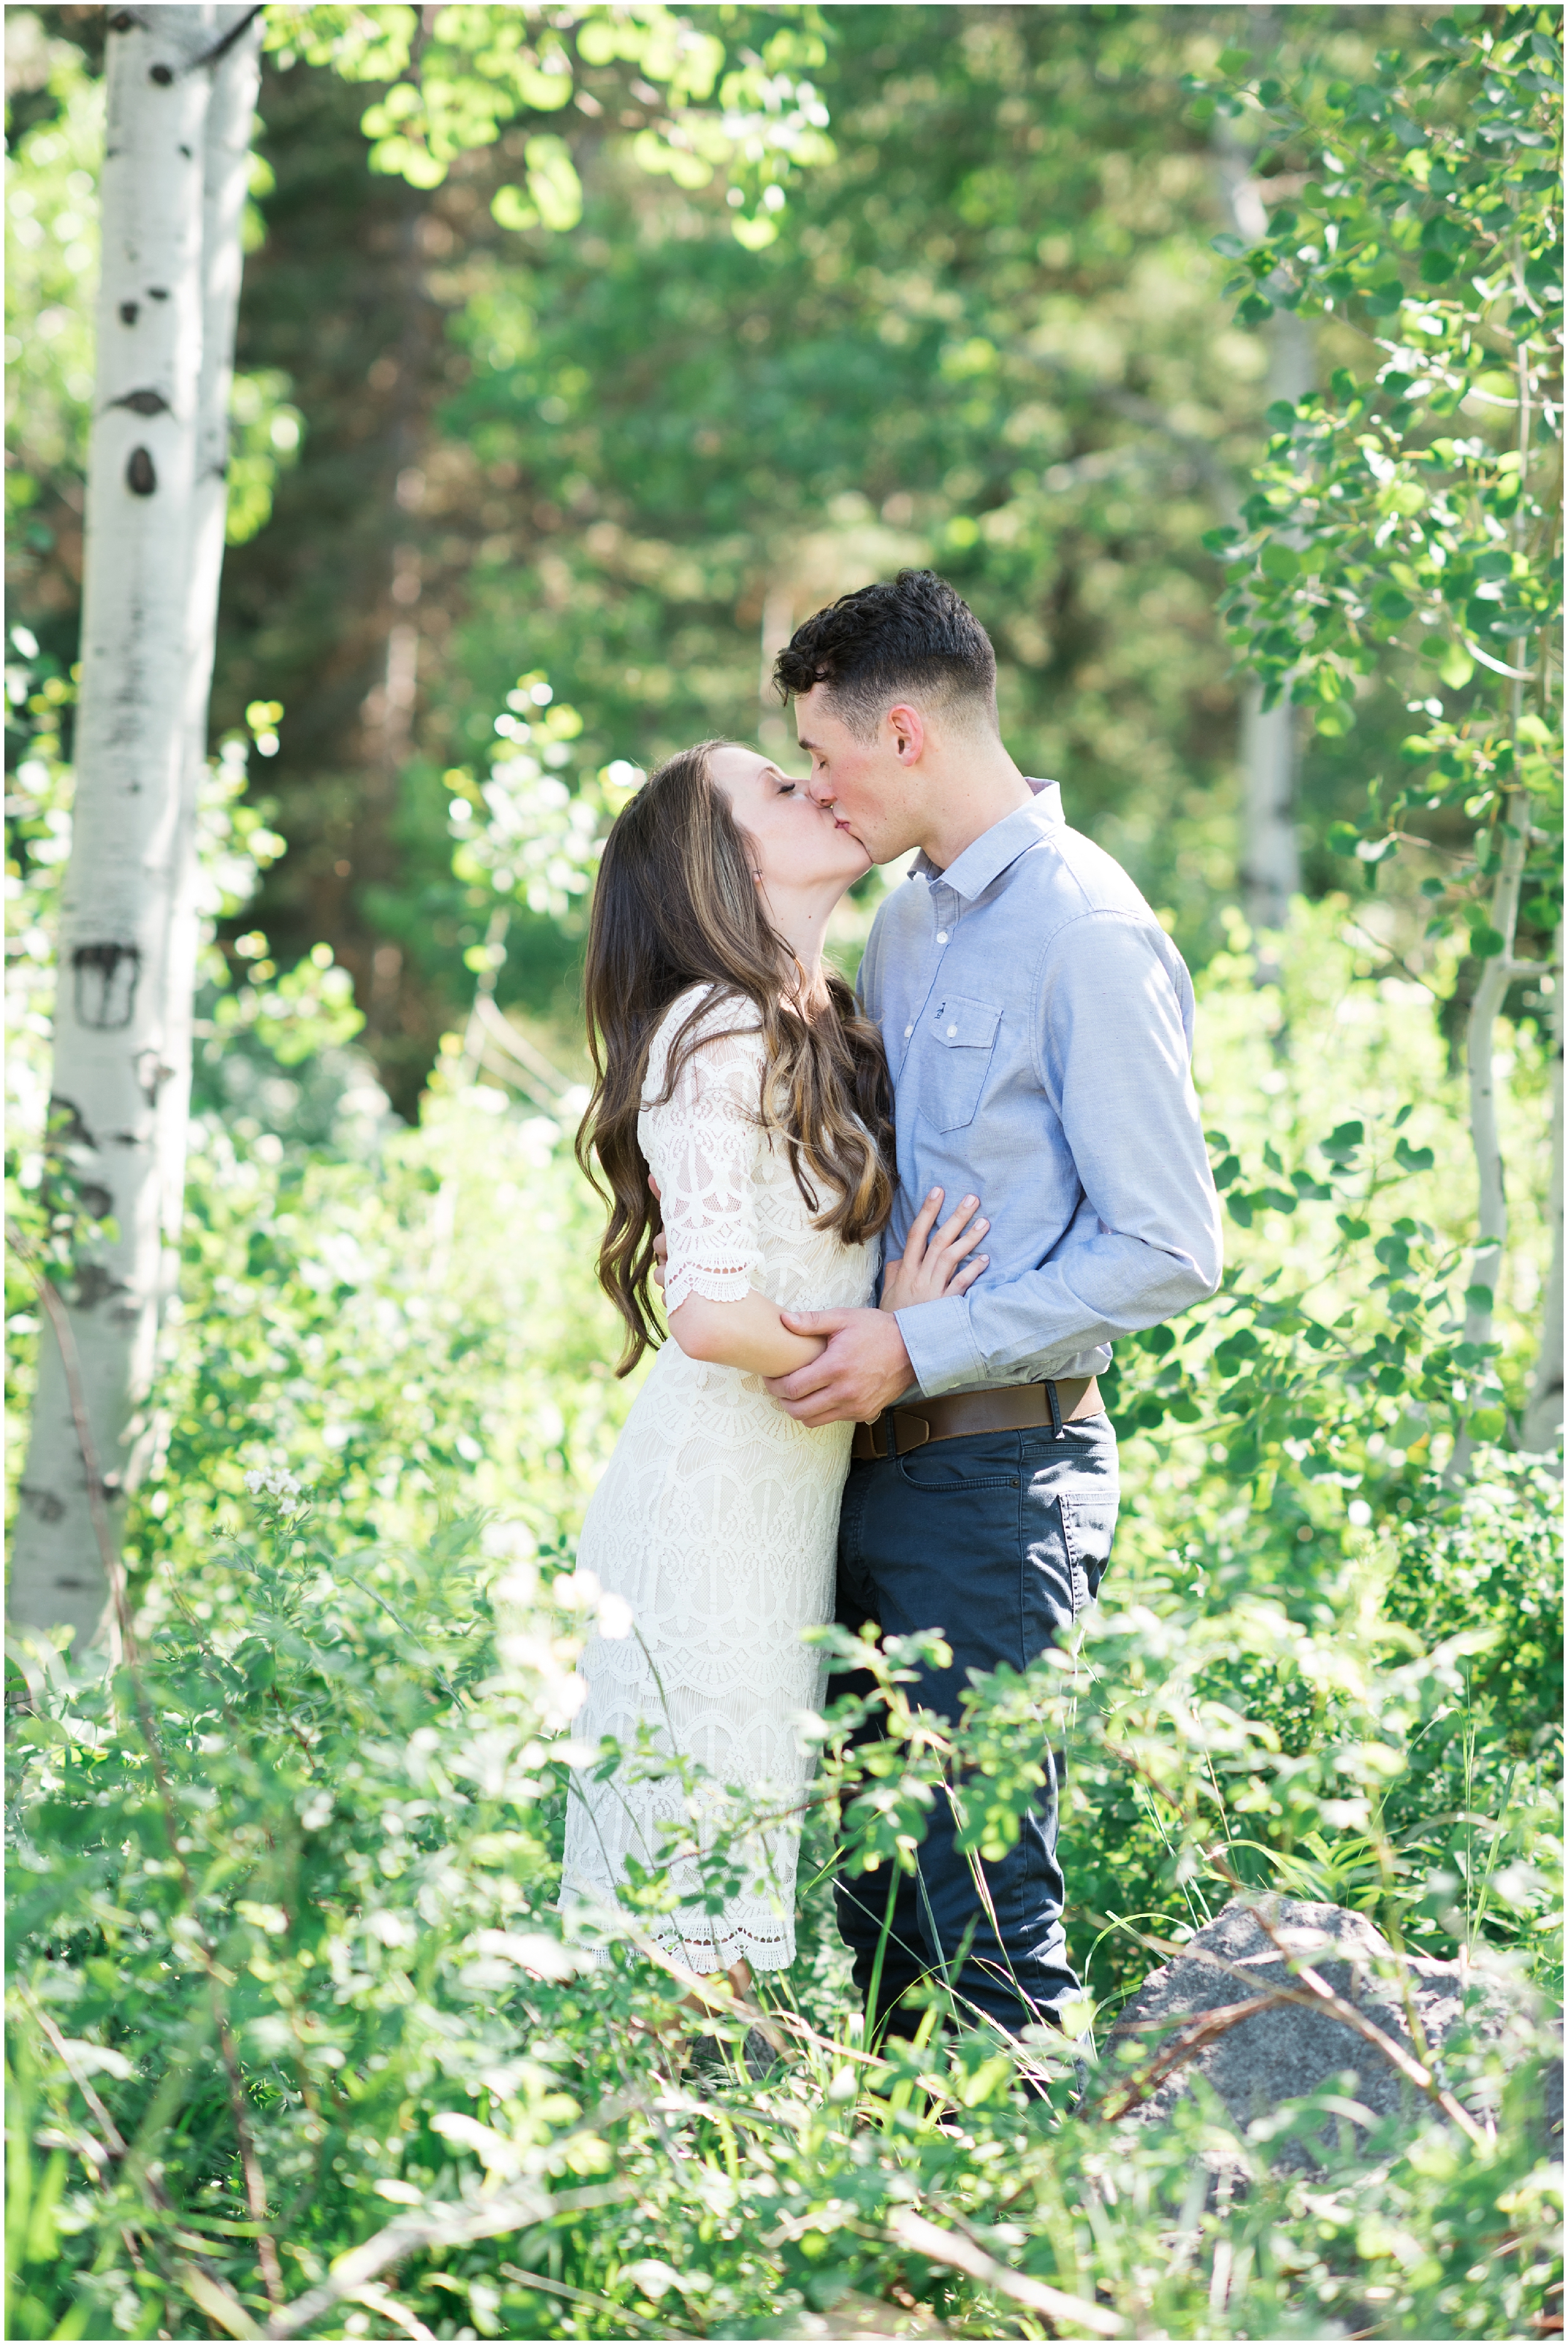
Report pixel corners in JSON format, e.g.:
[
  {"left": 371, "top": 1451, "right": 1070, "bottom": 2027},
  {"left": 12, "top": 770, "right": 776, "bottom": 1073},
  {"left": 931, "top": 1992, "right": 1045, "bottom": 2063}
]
[{"left": 918, "top": 993, "right": 1002, "bottom": 1133}]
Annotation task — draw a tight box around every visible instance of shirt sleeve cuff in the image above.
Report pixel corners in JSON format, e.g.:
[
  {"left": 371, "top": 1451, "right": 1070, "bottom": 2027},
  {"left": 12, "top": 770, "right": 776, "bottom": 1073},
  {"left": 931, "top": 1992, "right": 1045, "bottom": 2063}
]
[{"left": 893, "top": 1295, "right": 985, "bottom": 1398}]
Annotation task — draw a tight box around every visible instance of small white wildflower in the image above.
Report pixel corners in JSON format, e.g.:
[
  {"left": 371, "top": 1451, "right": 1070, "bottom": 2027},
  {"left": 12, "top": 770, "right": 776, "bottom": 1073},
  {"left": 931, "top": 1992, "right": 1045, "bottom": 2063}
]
[{"left": 245, "top": 1466, "right": 303, "bottom": 1504}]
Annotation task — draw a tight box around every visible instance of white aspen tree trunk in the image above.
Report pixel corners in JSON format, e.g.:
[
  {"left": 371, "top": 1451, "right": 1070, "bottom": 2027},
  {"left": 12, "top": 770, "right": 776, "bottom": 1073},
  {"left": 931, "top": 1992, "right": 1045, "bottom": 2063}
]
[
  {"left": 156, "top": 4, "right": 263, "bottom": 1316},
  {"left": 1446, "top": 789, "right": 1532, "bottom": 1484},
  {"left": 1216, "top": 80, "right": 1308, "bottom": 944},
  {"left": 9, "top": 4, "right": 260, "bottom": 1661},
  {"left": 1446, "top": 317, "right": 1542, "bottom": 1484},
  {"left": 1522, "top": 928, "right": 1563, "bottom": 1459},
  {"left": 1238, "top": 309, "right": 1309, "bottom": 940}
]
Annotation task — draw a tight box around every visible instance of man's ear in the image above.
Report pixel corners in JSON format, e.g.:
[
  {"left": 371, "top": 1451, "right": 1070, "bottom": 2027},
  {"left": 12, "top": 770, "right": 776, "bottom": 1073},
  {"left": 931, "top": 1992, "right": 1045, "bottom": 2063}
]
[{"left": 885, "top": 703, "right": 926, "bottom": 765}]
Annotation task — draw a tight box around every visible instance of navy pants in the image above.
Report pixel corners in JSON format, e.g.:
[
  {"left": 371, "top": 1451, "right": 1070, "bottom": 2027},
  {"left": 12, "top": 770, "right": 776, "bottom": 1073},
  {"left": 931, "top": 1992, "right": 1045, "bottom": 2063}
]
[{"left": 832, "top": 1413, "right": 1119, "bottom": 2042}]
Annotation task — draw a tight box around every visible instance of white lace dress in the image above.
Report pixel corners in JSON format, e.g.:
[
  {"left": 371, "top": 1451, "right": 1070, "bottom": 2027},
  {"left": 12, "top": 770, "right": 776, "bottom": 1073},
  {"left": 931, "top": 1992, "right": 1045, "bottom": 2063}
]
[{"left": 561, "top": 986, "right": 877, "bottom": 1973}]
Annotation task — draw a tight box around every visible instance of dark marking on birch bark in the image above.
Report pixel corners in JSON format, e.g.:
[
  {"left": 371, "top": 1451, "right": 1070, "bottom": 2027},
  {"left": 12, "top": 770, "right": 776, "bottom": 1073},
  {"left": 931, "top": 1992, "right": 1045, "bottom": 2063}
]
[
  {"left": 148, "top": 287, "right": 169, "bottom": 300},
  {"left": 134, "top": 1048, "right": 172, "bottom": 1103},
  {"left": 194, "top": 7, "right": 265, "bottom": 70},
  {"left": 19, "top": 1484, "right": 66, "bottom": 1524},
  {"left": 126, "top": 447, "right": 156, "bottom": 495},
  {"left": 72, "top": 942, "right": 142, "bottom": 1029},
  {"left": 46, "top": 1095, "right": 94, "bottom": 1151},
  {"left": 75, "top": 1263, "right": 129, "bottom": 1313},
  {"left": 79, "top": 1183, "right": 114, "bottom": 1220},
  {"left": 119, "top": 300, "right": 140, "bottom": 326},
  {"left": 112, "top": 388, "right": 169, "bottom": 416},
  {"left": 149, "top": 63, "right": 174, "bottom": 85},
  {"left": 107, "top": 9, "right": 140, "bottom": 29}
]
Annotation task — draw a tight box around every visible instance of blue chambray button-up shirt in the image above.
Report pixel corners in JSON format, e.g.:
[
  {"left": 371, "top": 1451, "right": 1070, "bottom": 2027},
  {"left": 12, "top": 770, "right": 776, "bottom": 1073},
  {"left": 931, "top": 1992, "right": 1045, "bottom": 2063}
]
[{"left": 859, "top": 779, "right": 1223, "bottom": 1399}]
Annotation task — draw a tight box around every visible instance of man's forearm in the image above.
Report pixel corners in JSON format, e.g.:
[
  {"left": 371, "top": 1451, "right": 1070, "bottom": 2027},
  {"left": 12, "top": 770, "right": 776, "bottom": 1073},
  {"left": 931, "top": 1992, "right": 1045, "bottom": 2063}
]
[{"left": 896, "top": 1234, "right": 1221, "bottom": 1396}]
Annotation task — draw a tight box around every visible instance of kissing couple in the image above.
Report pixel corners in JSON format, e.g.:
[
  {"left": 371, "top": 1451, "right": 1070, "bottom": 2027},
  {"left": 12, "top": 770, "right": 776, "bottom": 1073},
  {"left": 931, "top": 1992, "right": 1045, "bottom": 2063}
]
[{"left": 561, "top": 570, "right": 1222, "bottom": 2060}]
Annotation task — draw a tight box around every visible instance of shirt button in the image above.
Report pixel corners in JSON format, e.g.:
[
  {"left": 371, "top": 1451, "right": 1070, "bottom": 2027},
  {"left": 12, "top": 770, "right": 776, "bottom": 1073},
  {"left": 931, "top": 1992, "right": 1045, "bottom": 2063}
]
[
  {"left": 935, "top": 930, "right": 948, "bottom": 944},
  {"left": 946, "top": 1024, "right": 957, "bottom": 1037},
  {"left": 903, "top": 1024, "right": 913, "bottom": 1038}
]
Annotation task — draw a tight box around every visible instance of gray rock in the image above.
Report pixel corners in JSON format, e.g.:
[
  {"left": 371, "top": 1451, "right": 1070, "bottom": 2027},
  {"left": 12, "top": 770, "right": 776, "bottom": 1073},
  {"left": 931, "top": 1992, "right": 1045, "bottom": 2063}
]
[{"left": 1098, "top": 1896, "right": 1524, "bottom": 2165}]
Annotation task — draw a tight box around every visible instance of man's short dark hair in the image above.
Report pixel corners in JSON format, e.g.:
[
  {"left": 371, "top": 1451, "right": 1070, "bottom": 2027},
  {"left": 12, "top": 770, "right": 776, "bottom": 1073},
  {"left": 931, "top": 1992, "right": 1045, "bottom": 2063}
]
[{"left": 772, "top": 569, "right": 998, "bottom": 741}]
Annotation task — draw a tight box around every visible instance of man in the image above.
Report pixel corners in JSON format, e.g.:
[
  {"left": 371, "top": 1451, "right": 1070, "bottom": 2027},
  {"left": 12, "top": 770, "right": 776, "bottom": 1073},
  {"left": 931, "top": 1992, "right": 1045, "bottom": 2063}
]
[{"left": 764, "top": 569, "right": 1222, "bottom": 2046}]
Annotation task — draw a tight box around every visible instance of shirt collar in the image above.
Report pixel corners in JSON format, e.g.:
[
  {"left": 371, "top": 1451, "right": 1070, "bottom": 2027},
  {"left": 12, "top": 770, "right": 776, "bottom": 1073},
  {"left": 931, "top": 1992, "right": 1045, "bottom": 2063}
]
[{"left": 913, "top": 779, "right": 1062, "bottom": 901}]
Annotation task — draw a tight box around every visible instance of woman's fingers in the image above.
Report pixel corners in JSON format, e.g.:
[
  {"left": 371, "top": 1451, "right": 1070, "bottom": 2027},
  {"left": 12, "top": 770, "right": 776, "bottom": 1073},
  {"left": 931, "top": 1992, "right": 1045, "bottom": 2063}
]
[
  {"left": 926, "top": 1194, "right": 980, "bottom": 1258},
  {"left": 900, "top": 1186, "right": 945, "bottom": 1265},
  {"left": 933, "top": 1208, "right": 988, "bottom": 1265}
]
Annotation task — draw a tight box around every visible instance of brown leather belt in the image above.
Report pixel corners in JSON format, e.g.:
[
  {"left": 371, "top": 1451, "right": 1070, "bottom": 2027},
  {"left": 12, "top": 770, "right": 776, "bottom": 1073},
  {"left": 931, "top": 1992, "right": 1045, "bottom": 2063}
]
[{"left": 851, "top": 1376, "right": 1102, "bottom": 1462}]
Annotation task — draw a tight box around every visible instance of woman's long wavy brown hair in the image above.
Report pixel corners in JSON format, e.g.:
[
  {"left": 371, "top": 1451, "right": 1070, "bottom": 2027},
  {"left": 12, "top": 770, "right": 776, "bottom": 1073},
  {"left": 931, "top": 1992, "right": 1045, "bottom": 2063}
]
[{"left": 577, "top": 742, "right": 895, "bottom": 1373}]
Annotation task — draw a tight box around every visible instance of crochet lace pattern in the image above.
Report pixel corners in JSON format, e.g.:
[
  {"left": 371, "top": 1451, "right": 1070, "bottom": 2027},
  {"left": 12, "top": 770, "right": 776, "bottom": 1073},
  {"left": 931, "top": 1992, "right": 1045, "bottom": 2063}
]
[{"left": 561, "top": 986, "right": 877, "bottom": 1972}]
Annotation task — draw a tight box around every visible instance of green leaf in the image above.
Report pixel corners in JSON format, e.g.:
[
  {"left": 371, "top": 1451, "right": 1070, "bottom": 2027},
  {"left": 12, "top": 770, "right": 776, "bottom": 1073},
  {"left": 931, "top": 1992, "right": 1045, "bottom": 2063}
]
[
  {"left": 1259, "top": 541, "right": 1300, "bottom": 582},
  {"left": 1216, "top": 45, "right": 1254, "bottom": 76},
  {"left": 1438, "top": 639, "right": 1475, "bottom": 689},
  {"left": 490, "top": 185, "right": 538, "bottom": 233},
  {"left": 526, "top": 136, "right": 583, "bottom": 232},
  {"left": 1237, "top": 292, "right": 1275, "bottom": 324},
  {"left": 1470, "top": 923, "right": 1507, "bottom": 959},
  {"left": 1328, "top": 822, "right": 1362, "bottom": 857}
]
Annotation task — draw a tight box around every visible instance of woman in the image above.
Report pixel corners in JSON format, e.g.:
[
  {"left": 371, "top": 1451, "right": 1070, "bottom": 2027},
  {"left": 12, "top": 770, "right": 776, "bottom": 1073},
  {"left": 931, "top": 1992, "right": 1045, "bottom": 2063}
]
[{"left": 561, "top": 740, "right": 987, "bottom": 2006}]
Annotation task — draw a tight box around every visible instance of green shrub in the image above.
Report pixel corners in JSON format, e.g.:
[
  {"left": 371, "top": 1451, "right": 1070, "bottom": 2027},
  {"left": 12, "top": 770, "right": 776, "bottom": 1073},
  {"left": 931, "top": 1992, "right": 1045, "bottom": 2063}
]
[{"left": 6, "top": 912, "right": 1560, "bottom": 2339}]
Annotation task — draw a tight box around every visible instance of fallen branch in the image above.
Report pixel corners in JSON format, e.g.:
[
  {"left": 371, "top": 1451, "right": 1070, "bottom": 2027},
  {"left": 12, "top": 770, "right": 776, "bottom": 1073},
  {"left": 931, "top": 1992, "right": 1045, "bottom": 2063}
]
[
  {"left": 887, "top": 2209, "right": 1124, "bottom": 2336},
  {"left": 497, "top": 2262, "right": 698, "bottom": 2337},
  {"left": 1090, "top": 1894, "right": 1490, "bottom": 2150},
  {"left": 262, "top": 2162, "right": 633, "bottom": 2337},
  {"left": 1094, "top": 1992, "right": 1279, "bottom": 2122}
]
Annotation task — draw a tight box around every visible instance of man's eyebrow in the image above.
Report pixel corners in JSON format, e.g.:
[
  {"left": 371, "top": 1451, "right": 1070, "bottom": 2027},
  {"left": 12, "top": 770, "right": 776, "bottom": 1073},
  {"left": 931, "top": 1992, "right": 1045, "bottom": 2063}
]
[{"left": 795, "top": 731, "right": 824, "bottom": 753}]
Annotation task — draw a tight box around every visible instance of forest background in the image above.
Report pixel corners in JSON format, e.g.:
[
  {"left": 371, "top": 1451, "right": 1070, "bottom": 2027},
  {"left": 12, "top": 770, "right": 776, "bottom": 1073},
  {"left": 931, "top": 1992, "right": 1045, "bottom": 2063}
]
[
  {"left": 18, "top": 0, "right": 1551, "bottom": 1109},
  {"left": 4, "top": 6, "right": 1564, "bottom": 2343}
]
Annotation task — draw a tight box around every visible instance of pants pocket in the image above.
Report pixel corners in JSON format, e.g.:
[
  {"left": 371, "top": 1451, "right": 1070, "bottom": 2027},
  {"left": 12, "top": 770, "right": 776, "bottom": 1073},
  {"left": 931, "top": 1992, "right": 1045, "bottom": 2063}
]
[{"left": 1060, "top": 1494, "right": 1120, "bottom": 1617}]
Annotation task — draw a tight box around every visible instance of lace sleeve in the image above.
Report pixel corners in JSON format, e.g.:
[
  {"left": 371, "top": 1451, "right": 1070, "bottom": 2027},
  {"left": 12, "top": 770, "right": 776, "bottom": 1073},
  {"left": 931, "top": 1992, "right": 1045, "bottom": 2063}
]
[{"left": 643, "top": 1021, "right": 765, "bottom": 1317}]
